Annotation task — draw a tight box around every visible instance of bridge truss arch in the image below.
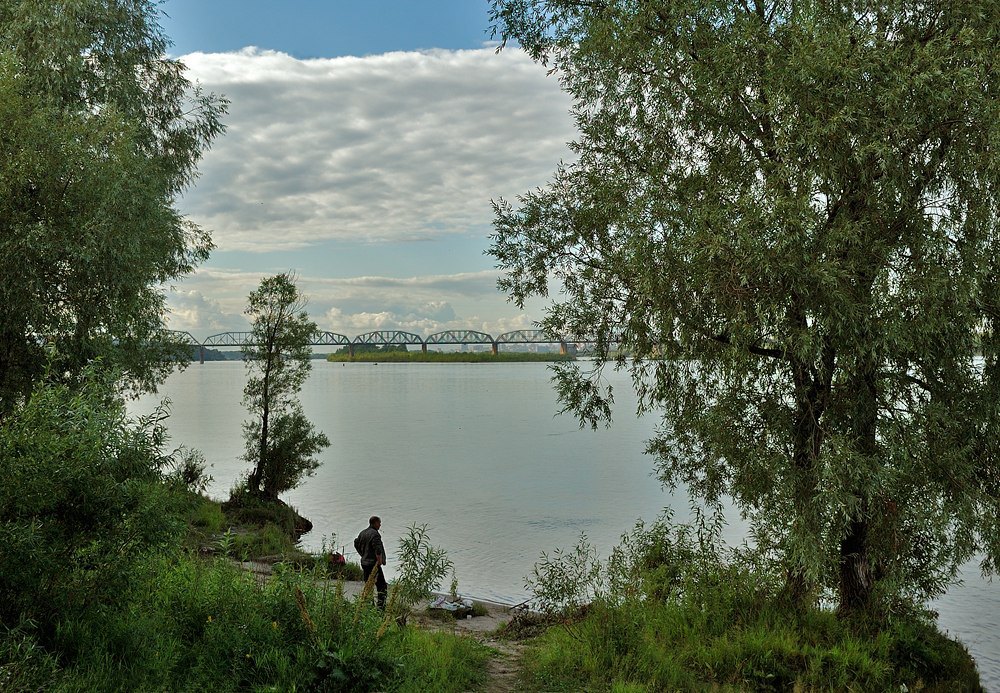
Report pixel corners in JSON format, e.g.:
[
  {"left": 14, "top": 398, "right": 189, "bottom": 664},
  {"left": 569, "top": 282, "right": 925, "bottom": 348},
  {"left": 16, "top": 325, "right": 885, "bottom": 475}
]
[
  {"left": 203, "top": 331, "right": 254, "bottom": 348},
  {"left": 496, "top": 329, "right": 557, "bottom": 344},
  {"left": 314, "top": 331, "right": 351, "bottom": 346},
  {"left": 165, "top": 330, "right": 200, "bottom": 346},
  {"left": 425, "top": 329, "right": 494, "bottom": 344},
  {"left": 426, "top": 329, "right": 498, "bottom": 355},
  {"left": 353, "top": 330, "right": 425, "bottom": 346},
  {"left": 496, "top": 329, "right": 573, "bottom": 355}
]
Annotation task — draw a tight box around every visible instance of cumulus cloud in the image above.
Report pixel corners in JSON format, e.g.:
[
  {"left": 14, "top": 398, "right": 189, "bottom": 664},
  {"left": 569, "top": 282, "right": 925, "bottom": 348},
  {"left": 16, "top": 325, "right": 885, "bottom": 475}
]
[
  {"left": 179, "top": 47, "right": 575, "bottom": 252},
  {"left": 164, "top": 289, "right": 249, "bottom": 335},
  {"left": 166, "top": 268, "right": 545, "bottom": 340}
]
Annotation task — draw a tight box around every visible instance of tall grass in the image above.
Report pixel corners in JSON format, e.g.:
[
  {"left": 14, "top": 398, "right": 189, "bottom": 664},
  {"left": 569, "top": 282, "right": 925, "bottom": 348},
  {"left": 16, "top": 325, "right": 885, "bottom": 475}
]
[
  {"left": 512, "top": 522, "right": 984, "bottom": 692},
  {"left": 2, "top": 553, "right": 489, "bottom": 691},
  {"left": 516, "top": 584, "right": 982, "bottom": 691}
]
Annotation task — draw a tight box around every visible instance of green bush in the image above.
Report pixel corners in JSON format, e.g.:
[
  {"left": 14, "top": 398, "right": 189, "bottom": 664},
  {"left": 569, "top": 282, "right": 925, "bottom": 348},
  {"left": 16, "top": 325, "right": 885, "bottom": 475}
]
[
  {"left": 0, "top": 371, "right": 183, "bottom": 636},
  {"left": 0, "top": 626, "right": 63, "bottom": 691},
  {"left": 188, "top": 495, "right": 226, "bottom": 534},
  {"left": 37, "top": 555, "right": 487, "bottom": 691},
  {"left": 517, "top": 513, "right": 983, "bottom": 691}
]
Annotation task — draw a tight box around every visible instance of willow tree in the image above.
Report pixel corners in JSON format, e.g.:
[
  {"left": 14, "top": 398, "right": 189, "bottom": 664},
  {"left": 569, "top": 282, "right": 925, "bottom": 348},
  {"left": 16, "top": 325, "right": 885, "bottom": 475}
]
[
  {"left": 489, "top": 1, "right": 1000, "bottom": 614},
  {"left": 0, "top": 0, "right": 226, "bottom": 416},
  {"left": 241, "top": 273, "right": 329, "bottom": 501}
]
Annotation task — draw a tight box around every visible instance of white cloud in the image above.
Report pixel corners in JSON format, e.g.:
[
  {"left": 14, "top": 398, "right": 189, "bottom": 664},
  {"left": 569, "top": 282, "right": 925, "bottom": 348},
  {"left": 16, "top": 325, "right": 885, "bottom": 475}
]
[
  {"left": 164, "top": 289, "right": 249, "bottom": 334},
  {"left": 179, "top": 47, "right": 575, "bottom": 252},
  {"left": 166, "top": 268, "right": 546, "bottom": 340}
]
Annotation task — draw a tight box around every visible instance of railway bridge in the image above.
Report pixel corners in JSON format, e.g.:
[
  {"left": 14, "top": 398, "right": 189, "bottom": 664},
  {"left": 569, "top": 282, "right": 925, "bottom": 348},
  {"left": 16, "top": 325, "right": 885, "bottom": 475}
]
[{"left": 168, "top": 329, "right": 579, "bottom": 364}]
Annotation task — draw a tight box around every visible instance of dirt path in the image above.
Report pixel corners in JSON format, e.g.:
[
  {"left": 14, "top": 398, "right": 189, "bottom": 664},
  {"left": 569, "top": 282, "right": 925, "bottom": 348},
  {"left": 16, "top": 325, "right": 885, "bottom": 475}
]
[{"left": 477, "top": 636, "right": 526, "bottom": 693}]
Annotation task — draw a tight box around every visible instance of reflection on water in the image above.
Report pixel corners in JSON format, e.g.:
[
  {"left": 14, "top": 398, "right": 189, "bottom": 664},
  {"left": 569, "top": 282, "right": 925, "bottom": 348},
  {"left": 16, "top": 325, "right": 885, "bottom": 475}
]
[{"left": 134, "top": 361, "right": 999, "bottom": 690}]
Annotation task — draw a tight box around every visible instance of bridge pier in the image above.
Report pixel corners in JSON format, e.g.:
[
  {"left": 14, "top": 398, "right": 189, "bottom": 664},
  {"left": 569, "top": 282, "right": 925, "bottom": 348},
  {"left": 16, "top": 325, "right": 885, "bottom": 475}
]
[
  {"left": 199, "top": 346, "right": 205, "bottom": 364},
  {"left": 421, "top": 343, "right": 427, "bottom": 353},
  {"left": 491, "top": 342, "right": 498, "bottom": 356},
  {"left": 349, "top": 344, "right": 355, "bottom": 358}
]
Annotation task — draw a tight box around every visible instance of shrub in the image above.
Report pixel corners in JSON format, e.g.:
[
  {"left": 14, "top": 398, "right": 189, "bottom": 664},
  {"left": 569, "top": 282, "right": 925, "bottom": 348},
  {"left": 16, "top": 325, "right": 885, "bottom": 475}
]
[
  {"left": 386, "top": 524, "right": 453, "bottom": 617},
  {"left": 0, "top": 370, "right": 183, "bottom": 636},
  {"left": 518, "top": 513, "right": 983, "bottom": 691}
]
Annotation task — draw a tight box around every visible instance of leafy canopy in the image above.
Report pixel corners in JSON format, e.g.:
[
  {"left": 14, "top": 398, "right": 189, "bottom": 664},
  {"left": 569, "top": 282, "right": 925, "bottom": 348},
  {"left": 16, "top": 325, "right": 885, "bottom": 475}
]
[
  {"left": 489, "top": 0, "right": 1000, "bottom": 613},
  {"left": 0, "top": 367, "right": 183, "bottom": 631},
  {"left": 241, "top": 273, "right": 329, "bottom": 500},
  {"left": 0, "top": 0, "right": 226, "bottom": 413}
]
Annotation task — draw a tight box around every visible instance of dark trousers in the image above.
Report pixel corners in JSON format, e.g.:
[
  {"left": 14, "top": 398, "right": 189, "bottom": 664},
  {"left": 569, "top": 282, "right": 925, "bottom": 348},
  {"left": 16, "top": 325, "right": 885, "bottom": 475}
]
[{"left": 362, "top": 563, "right": 387, "bottom": 610}]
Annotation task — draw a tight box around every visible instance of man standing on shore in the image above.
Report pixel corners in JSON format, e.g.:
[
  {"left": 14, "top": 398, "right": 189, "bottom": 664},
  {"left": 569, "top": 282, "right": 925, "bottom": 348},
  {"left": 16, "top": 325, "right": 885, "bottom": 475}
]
[{"left": 354, "top": 515, "right": 387, "bottom": 610}]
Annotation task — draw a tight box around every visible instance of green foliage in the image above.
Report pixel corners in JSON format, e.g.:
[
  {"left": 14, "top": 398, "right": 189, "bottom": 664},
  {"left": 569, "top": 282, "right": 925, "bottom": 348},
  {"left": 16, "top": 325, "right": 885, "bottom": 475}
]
[
  {"left": 334, "top": 343, "right": 410, "bottom": 354},
  {"left": 242, "top": 404, "right": 330, "bottom": 499},
  {"left": 517, "top": 527, "right": 983, "bottom": 691},
  {"left": 167, "top": 446, "right": 213, "bottom": 495},
  {"left": 0, "top": 625, "right": 62, "bottom": 691},
  {"left": 489, "top": 0, "right": 1000, "bottom": 614},
  {"left": 0, "top": 555, "right": 488, "bottom": 692},
  {"left": 0, "top": 1, "right": 226, "bottom": 413},
  {"left": 229, "top": 523, "right": 294, "bottom": 559},
  {"left": 526, "top": 534, "right": 603, "bottom": 617},
  {"left": 520, "top": 595, "right": 982, "bottom": 692},
  {"left": 527, "top": 510, "right": 734, "bottom": 615},
  {"left": 241, "top": 272, "right": 330, "bottom": 500},
  {"left": 222, "top": 488, "right": 304, "bottom": 536},
  {"left": 390, "top": 524, "right": 454, "bottom": 615},
  {"left": 0, "top": 369, "right": 183, "bottom": 633},
  {"left": 388, "top": 628, "right": 490, "bottom": 692},
  {"left": 188, "top": 496, "right": 226, "bottom": 536}
]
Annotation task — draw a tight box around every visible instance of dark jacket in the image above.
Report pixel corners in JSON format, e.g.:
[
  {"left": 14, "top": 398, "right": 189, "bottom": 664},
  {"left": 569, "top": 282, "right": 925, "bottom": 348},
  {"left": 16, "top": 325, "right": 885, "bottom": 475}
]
[{"left": 355, "top": 526, "right": 385, "bottom": 568}]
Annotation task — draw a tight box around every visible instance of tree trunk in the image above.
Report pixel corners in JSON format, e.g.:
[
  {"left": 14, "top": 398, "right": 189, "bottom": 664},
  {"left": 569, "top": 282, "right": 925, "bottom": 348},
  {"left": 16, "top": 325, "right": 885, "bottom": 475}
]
[
  {"left": 249, "top": 347, "right": 273, "bottom": 497},
  {"left": 838, "top": 513, "right": 873, "bottom": 614},
  {"left": 839, "top": 343, "right": 879, "bottom": 615},
  {"left": 783, "top": 311, "right": 834, "bottom": 609}
]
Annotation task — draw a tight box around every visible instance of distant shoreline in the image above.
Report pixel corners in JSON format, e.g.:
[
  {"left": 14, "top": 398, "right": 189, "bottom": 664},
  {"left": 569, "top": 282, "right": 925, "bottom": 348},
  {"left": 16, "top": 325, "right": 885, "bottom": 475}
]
[{"left": 325, "top": 352, "right": 575, "bottom": 363}]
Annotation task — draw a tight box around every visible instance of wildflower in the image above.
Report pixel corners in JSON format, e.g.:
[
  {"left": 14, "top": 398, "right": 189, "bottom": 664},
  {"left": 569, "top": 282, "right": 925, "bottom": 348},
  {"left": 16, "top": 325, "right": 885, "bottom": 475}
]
[
  {"left": 206, "top": 615, "right": 213, "bottom": 623},
  {"left": 272, "top": 621, "right": 278, "bottom": 630}
]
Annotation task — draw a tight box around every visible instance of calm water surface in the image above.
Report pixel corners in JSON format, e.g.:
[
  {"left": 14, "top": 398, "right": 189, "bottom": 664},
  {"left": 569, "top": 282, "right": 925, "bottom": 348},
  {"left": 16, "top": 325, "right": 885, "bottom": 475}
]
[{"left": 133, "top": 361, "right": 999, "bottom": 690}]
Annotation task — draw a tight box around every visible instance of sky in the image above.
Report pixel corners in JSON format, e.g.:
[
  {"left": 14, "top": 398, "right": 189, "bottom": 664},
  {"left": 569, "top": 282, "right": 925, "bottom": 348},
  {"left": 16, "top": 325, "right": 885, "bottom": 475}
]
[{"left": 156, "top": 0, "right": 576, "bottom": 340}]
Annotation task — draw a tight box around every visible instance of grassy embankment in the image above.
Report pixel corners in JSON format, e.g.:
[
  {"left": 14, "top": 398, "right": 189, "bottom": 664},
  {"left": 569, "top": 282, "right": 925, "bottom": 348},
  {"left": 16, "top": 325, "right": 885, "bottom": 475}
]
[
  {"left": 493, "top": 529, "right": 984, "bottom": 692},
  {"left": 3, "top": 489, "right": 491, "bottom": 691},
  {"left": 326, "top": 350, "right": 574, "bottom": 363},
  {"left": 162, "top": 497, "right": 990, "bottom": 692},
  {"left": 502, "top": 589, "right": 981, "bottom": 691},
  {"left": 0, "top": 369, "right": 490, "bottom": 693},
  {"left": 3, "top": 375, "right": 982, "bottom": 691}
]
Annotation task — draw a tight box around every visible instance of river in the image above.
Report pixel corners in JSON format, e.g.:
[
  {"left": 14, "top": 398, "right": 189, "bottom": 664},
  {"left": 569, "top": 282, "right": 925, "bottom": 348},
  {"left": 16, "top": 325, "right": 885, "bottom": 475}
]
[{"left": 132, "top": 361, "right": 998, "bottom": 689}]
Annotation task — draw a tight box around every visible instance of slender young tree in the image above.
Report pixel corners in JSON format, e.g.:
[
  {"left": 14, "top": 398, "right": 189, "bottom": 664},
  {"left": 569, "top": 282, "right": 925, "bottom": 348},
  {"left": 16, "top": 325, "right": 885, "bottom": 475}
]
[
  {"left": 0, "top": 0, "right": 226, "bottom": 416},
  {"left": 241, "top": 273, "right": 329, "bottom": 500},
  {"left": 489, "top": 1, "right": 1000, "bottom": 615}
]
